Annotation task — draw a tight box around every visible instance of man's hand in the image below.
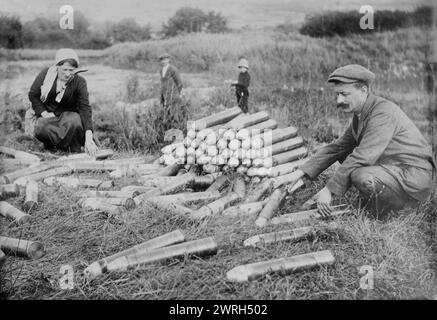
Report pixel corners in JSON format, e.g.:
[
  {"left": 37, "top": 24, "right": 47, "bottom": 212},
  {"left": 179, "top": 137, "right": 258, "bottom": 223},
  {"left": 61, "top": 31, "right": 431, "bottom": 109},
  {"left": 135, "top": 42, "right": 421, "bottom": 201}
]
[
  {"left": 41, "top": 111, "right": 55, "bottom": 118},
  {"left": 84, "top": 130, "right": 98, "bottom": 157},
  {"left": 316, "top": 186, "right": 333, "bottom": 218},
  {"left": 285, "top": 169, "right": 305, "bottom": 193}
]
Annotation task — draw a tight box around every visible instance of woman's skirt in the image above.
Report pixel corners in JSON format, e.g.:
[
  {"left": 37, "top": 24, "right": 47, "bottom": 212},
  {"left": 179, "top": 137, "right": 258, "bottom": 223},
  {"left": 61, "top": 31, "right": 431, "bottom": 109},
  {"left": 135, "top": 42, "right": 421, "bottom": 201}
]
[{"left": 34, "top": 111, "right": 85, "bottom": 152}]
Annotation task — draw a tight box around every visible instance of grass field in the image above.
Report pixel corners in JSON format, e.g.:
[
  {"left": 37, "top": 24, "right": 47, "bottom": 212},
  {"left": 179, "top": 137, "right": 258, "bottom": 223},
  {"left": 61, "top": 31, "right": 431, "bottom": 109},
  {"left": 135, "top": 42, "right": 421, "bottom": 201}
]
[{"left": 0, "top": 26, "right": 436, "bottom": 300}]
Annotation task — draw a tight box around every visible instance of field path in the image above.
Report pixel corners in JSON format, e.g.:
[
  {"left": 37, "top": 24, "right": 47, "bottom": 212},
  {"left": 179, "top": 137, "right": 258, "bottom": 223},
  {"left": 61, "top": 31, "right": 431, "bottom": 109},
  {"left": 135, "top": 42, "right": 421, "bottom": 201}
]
[{"left": 0, "top": 60, "right": 216, "bottom": 108}]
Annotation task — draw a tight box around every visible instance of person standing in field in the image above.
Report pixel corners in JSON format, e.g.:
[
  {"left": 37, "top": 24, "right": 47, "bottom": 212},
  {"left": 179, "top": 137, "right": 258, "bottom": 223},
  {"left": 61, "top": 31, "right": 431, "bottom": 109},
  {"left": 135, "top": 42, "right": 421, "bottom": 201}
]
[
  {"left": 158, "top": 53, "right": 186, "bottom": 131},
  {"left": 27, "top": 48, "right": 98, "bottom": 156},
  {"left": 231, "top": 57, "right": 250, "bottom": 113},
  {"left": 288, "top": 64, "right": 436, "bottom": 217}
]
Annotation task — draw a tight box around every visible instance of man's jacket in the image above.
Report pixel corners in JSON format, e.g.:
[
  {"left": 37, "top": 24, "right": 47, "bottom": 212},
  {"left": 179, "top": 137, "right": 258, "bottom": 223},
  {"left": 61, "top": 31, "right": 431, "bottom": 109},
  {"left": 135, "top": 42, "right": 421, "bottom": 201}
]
[{"left": 160, "top": 65, "right": 183, "bottom": 107}]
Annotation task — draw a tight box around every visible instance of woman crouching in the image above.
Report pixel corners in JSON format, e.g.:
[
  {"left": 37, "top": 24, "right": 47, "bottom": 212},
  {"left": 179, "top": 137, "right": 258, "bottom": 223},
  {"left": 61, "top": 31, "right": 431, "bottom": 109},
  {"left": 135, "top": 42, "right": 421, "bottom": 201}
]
[{"left": 28, "top": 48, "right": 98, "bottom": 156}]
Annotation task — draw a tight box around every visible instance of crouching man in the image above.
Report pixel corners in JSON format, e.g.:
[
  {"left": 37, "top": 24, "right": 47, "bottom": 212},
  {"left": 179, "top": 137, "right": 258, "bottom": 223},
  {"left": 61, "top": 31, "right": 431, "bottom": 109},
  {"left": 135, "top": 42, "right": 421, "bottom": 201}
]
[{"left": 291, "top": 64, "right": 435, "bottom": 217}]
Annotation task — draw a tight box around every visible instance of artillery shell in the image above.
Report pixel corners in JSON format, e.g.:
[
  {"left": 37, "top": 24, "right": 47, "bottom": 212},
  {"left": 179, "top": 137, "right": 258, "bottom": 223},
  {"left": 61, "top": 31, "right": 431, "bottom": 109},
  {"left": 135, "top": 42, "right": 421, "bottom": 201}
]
[
  {"left": 243, "top": 227, "right": 314, "bottom": 247},
  {"left": 120, "top": 185, "right": 154, "bottom": 196},
  {"left": 84, "top": 229, "right": 185, "bottom": 278},
  {"left": 23, "top": 179, "right": 38, "bottom": 212},
  {"left": 14, "top": 166, "right": 73, "bottom": 187},
  {"left": 255, "top": 188, "right": 287, "bottom": 227},
  {"left": 0, "top": 201, "right": 32, "bottom": 224},
  {"left": 0, "top": 249, "right": 5, "bottom": 264},
  {"left": 270, "top": 204, "right": 349, "bottom": 226},
  {"left": 226, "top": 250, "right": 335, "bottom": 282},
  {"left": 85, "top": 197, "right": 136, "bottom": 210},
  {"left": 0, "top": 184, "right": 20, "bottom": 200},
  {"left": 106, "top": 237, "right": 218, "bottom": 272},
  {"left": 0, "top": 236, "right": 45, "bottom": 260},
  {"left": 78, "top": 198, "right": 122, "bottom": 216}
]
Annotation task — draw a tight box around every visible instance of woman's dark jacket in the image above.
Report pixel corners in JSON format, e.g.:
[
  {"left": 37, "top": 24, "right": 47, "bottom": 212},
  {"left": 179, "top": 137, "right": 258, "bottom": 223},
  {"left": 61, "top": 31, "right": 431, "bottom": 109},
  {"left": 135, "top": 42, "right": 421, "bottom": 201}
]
[{"left": 28, "top": 67, "right": 93, "bottom": 131}]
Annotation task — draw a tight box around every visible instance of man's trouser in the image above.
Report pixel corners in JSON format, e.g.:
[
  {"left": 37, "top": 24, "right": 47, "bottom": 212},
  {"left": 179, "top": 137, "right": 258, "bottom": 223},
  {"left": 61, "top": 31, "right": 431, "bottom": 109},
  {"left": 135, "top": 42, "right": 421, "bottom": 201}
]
[
  {"left": 236, "top": 89, "right": 248, "bottom": 113},
  {"left": 161, "top": 97, "right": 187, "bottom": 132},
  {"left": 350, "top": 164, "right": 434, "bottom": 216}
]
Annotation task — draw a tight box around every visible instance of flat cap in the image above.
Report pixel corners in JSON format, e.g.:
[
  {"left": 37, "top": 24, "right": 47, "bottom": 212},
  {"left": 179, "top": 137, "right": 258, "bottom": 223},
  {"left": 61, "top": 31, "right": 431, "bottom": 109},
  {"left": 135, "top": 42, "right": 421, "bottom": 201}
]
[
  {"left": 327, "top": 64, "right": 375, "bottom": 85},
  {"left": 158, "top": 53, "right": 171, "bottom": 60}
]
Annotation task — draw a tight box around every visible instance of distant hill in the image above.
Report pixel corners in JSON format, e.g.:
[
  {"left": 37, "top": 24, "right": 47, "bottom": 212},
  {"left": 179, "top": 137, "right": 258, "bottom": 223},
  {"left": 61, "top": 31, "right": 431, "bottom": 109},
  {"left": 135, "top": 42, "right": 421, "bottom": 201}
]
[{"left": 2, "top": 0, "right": 426, "bottom": 31}]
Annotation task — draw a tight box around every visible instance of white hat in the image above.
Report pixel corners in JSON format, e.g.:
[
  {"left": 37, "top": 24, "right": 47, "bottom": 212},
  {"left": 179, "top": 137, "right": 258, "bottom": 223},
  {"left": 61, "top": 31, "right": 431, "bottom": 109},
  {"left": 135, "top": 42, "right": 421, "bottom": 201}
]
[
  {"left": 55, "top": 48, "right": 79, "bottom": 66},
  {"left": 238, "top": 58, "right": 249, "bottom": 69}
]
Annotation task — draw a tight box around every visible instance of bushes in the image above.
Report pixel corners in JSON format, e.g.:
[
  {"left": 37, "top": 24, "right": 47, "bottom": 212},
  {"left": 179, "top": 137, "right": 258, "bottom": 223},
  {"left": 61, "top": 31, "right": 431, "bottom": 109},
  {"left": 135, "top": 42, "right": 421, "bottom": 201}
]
[
  {"left": 78, "top": 35, "right": 111, "bottom": 50},
  {"left": 1, "top": 11, "right": 151, "bottom": 50},
  {"left": 0, "top": 7, "right": 226, "bottom": 50},
  {"left": 110, "top": 18, "right": 151, "bottom": 43},
  {"left": 22, "top": 12, "right": 91, "bottom": 49},
  {"left": 162, "top": 7, "right": 228, "bottom": 38},
  {"left": 300, "top": 5, "right": 433, "bottom": 38},
  {"left": 0, "top": 14, "right": 23, "bottom": 49}
]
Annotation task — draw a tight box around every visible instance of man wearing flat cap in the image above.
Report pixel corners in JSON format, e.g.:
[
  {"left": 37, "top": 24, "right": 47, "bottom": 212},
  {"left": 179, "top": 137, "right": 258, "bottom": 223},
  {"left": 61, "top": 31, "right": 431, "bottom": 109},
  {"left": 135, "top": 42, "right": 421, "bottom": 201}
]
[
  {"left": 290, "top": 64, "right": 436, "bottom": 217},
  {"left": 158, "top": 53, "right": 185, "bottom": 131}
]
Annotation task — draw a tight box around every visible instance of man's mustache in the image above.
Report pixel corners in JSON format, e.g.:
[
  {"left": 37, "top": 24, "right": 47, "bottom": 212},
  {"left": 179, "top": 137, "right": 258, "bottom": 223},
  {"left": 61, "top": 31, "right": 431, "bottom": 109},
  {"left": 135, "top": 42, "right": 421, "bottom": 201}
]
[{"left": 337, "top": 103, "right": 350, "bottom": 109}]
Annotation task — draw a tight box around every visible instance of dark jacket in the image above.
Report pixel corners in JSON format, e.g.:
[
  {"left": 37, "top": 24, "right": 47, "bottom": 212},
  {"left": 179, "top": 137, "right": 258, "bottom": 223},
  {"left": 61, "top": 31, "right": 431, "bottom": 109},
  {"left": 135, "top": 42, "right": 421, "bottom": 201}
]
[
  {"left": 160, "top": 65, "right": 183, "bottom": 107},
  {"left": 29, "top": 67, "right": 93, "bottom": 131},
  {"left": 300, "top": 94, "right": 435, "bottom": 200},
  {"left": 233, "top": 72, "right": 250, "bottom": 96}
]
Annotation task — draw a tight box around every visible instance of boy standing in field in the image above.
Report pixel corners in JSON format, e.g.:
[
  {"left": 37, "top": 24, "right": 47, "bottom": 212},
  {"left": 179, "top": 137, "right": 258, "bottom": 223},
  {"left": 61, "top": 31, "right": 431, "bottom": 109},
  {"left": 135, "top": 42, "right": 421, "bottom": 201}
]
[{"left": 231, "top": 57, "right": 250, "bottom": 113}]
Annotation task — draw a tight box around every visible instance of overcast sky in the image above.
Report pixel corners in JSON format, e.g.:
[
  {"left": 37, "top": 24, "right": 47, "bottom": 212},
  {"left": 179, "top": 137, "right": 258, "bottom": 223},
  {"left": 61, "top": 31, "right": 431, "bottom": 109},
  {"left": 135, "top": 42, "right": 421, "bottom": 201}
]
[{"left": 0, "top": 0, "right": 428, "bottom": 30}]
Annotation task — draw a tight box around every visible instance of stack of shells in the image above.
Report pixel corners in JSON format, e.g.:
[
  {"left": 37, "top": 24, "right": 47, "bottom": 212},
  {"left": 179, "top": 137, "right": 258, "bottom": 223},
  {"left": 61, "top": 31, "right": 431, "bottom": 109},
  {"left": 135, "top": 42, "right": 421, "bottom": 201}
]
[{"left": 159, "top": 126, "right": 274, "bottom": 177}]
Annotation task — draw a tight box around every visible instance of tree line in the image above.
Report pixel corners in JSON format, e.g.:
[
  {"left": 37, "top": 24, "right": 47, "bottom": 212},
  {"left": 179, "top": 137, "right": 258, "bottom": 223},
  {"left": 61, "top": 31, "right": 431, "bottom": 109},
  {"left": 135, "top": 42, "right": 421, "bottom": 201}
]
[
  {"left": 1, "top": 6, "right": 432, "bottom": 49},
  {"left": 0, "top": 7, "right": 228, "bottom": 49},
  {"left": 299, "top": 5, "right": 433, "bottom": 38}
]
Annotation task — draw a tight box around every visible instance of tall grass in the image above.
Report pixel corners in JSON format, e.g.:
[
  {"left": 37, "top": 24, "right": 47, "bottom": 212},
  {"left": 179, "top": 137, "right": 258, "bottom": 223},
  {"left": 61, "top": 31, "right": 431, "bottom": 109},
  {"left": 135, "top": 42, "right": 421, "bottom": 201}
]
[
  {"left": 104, "top": 27, "right": 432, "bottom": 87},
  {"left": 76, "top": 26, "right": 436, "bottom": 153},
  {"left": 299, "top": 6, "right": 433, "bottom": 38},
  {"left": 92, "top": 76, "right": 188, "bottom": 152}
]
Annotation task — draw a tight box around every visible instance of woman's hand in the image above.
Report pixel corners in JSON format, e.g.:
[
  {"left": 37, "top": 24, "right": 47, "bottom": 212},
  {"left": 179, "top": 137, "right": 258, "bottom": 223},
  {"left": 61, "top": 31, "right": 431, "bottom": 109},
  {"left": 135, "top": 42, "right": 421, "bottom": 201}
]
[
  {"left": 84, "top": 130, "right": 98, "bottom": 157},
  {"left": 316, "top": 186, "right": 333, "bottom": 218},
  {"left": 41, "top": 111, "right": 55, "bottom": 118}
]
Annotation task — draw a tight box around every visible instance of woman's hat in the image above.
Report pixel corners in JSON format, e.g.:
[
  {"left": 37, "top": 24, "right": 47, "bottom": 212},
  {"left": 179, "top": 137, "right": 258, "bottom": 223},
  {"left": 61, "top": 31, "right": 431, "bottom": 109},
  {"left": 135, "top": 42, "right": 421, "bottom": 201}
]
[{"left": 55, "top": 48, "right": 79, "bottom": 66}]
